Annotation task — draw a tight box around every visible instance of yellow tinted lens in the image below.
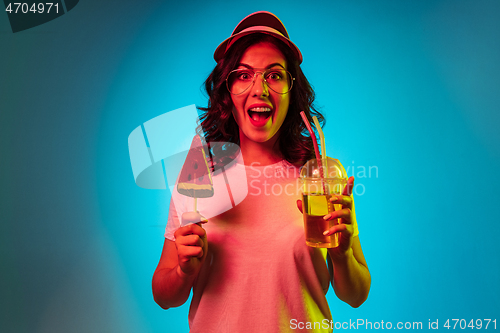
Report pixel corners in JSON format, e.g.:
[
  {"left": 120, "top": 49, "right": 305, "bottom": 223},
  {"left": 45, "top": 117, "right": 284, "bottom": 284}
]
[{"left": 265, "top": 69, "right": 290, "bottom": 93}]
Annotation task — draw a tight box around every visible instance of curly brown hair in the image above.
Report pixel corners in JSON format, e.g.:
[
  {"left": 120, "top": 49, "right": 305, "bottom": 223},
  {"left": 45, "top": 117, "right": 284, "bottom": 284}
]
[{"left": 198, "top": 33, "right": 324, "bottom": 167}]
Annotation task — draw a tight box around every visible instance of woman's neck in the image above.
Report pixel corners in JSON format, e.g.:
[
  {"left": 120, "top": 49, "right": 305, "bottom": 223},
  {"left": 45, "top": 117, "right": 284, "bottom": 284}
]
[{"left": 239, "top": 131, "right": 282, "bottom": 166}]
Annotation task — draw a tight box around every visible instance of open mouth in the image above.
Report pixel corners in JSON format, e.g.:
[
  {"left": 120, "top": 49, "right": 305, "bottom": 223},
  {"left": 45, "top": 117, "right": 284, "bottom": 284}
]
[{"left": 247, "top": 107, "right": 272, "bottom": 122}]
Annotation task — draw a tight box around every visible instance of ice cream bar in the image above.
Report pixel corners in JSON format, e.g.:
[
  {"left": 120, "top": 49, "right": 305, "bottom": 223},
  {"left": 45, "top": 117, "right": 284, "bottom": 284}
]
[{"left": 176, "top": 135, "right": 214, "bottom": 198}]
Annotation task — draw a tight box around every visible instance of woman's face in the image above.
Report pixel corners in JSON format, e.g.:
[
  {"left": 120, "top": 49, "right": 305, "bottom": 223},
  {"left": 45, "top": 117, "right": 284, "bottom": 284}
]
[{"left": 230, "top": 42, "right": 290, "bottom": 145}]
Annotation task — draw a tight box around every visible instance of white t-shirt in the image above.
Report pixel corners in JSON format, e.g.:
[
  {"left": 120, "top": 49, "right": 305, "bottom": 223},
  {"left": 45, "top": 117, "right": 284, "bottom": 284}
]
[{"left": 165, "top": 159, "right": 358, "bottom": 333}]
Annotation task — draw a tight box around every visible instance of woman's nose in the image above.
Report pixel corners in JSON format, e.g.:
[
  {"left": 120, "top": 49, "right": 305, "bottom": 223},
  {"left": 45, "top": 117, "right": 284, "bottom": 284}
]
[{"left": 252, "top": 73, "right": 269, "bottom": 97}]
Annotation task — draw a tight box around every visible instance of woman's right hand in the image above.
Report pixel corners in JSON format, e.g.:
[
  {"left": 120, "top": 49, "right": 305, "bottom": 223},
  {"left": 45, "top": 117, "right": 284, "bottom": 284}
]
[{"left": 174, "top": 212, "right": 208, "bottom": 278}]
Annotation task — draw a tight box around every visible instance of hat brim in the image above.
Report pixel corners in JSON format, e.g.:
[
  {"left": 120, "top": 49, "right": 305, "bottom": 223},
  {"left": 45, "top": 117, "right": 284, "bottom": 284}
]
[{"left": 214, "top": 26, "right": 303, "bottom": 64}]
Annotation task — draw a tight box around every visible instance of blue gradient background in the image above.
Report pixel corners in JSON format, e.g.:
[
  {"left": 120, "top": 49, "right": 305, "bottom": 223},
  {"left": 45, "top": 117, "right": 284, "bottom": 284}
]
[{"left": 1, "top": 0, "right": 499, "bottom": 332}]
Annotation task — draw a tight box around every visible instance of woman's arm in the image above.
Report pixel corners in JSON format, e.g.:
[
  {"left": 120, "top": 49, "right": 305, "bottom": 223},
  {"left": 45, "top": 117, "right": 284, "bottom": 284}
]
[
  {"left": 152, "top": 220, "right": 207, "bottom": 309},
  {"left": 327, "top": 236, "right": 371, "bottom": 307},
  {"left": 323, "top": 177, "right": 371, "bottom": 307}
]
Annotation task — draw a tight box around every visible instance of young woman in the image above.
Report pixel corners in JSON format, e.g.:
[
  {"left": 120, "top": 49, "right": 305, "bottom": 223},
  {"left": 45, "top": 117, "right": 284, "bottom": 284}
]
[{"left": 152, "top": 11, "right": 370, "bottom": 332}]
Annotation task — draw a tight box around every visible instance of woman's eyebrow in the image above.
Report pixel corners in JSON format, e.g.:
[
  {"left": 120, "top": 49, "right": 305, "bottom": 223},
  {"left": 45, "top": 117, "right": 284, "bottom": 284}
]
[{"left": 237, "top": 63, "right": 286, "bottom": 69}]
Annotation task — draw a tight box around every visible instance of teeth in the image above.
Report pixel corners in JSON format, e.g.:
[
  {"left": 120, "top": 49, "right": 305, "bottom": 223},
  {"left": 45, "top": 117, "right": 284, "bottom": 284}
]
[{"left": 249, "top": 107, "right": 271, "bottom": 112}]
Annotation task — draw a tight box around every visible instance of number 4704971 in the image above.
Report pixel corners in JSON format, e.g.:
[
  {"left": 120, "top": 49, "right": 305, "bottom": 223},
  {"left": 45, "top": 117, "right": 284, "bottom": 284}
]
[
  {"left": 443, "top": 319, "right": 496, "bottom": 330},
  {"left": 5, "top": 3, "right": 59, "bottom": 14}
]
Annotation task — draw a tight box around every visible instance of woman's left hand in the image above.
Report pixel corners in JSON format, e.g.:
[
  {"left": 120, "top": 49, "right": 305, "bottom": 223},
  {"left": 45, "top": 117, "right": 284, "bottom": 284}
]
[{"left": 323, "top": 176, "right": 356, "bottom": 258}]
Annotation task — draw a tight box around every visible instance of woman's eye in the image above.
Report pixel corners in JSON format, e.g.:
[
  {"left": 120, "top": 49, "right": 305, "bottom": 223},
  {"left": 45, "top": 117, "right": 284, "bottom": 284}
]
[
  {"left": 267, "top": 72, "right": 282, "bottom": 80},
  {"left": 238, "top": 72, "right": 252, "bottom": 80}
]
